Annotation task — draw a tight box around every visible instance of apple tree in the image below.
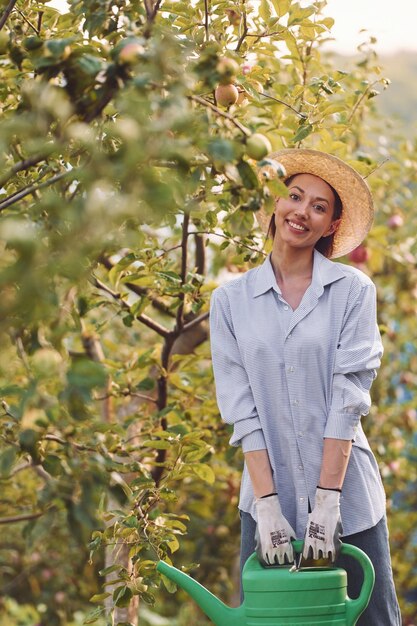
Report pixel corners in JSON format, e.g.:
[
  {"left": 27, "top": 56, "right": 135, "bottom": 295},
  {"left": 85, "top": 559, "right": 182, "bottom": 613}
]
[{"left": 0, "top": 0, "right": 416, "bottom": 624}]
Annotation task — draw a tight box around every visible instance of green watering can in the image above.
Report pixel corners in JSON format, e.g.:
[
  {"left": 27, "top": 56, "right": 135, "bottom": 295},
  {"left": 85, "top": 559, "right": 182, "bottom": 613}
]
[{"left": 157, "top": 540, "right": 375, "bottom": 625}]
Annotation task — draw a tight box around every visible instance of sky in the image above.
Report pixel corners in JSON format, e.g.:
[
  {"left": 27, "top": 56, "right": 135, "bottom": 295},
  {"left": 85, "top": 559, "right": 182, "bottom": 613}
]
[
  {"left": 47, "top": 0, "right": 417, "bottom": 55},
  {"left": 322, "top": 0, "right": 417, "bottom": 54}
]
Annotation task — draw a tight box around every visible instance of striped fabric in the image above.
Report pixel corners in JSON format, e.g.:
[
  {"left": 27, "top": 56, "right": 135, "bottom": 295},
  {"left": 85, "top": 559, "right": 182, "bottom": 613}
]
[{"left": 210, "top": 250, "right": 386, "bottom": 538}]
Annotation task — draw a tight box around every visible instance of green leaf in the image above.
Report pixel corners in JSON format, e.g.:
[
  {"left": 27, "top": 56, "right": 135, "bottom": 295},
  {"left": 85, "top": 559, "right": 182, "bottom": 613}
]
[
  {"left": 45, "top": 37, "right": 75, "bottom": 57},
  {"left": 292, "top": 123, "right": 313, "bottom": 144},
  {"left": 113, "top": 585, "right": 133, "bottom": 608},
  {"left": 320, "top": 17, "right": 335, "bottom": 30},
  {"left": 136, "top": 377, "right": 155, "bottom": 391},
  {"left": 270, "top": 0, "right": 290, "bottom": 16},
  {"left": 90, "top": 592, "right": 111, "bottom": 603},
  {"left": 67, "top": 358, "right": 107, "bottom": 390},
  {"left": 191, "top": 463, "right": 215, "bottom": 484},
  {"left": 42, "top": 454, "right": 63, "bottom": 477},
  {"left": 130, "top": 296, "right": 149, "bottom": 317},
  {"left": 99, "top": 564, "right": 121, "bottom": 577},
  {"left": 207, "top": 139, "right": 236, "bottom": 164},
  {"left": 156, "top": 270, "right": 182, "bottom": 283},
  {"left": 259, "top": 0, "right": 274, "bottom": 22},
  {"left": 123, "top": 314, "right": 134, "bottom": 327},
  {"left": 76, "top": 53, "right": 103, "bottom": 76},
  {"left": 123, "top": 515, "right": 139, "bottom": 528},
  {"left": 142, "top": 439, "right": 172, "bottom": 449},
  {"left": 83, "top": 606, "right": 106, "bottom": 624},
  {"left": 19, "top": 428, "right": 38, "bottom": 448},
  {"left": 237, "top": 160, "right": 259, "bottom": 190},
  {"left": 161, "top": 572, "right": 178, "bottom": 594},
  {"left": 0, "top": 447, "right": 17, "bottom": 477},
  {"left": 288, "top": 5, "right": 315, "bottom": 26}
]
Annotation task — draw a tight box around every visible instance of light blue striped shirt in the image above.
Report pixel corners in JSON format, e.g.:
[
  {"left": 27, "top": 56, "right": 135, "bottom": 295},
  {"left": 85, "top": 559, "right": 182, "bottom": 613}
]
[{"left": 210, "top": 250, "right": 386, "bottom": 538}]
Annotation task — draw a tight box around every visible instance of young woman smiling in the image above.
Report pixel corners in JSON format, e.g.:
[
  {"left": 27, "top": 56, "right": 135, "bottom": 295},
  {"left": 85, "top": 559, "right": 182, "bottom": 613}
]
[{"left": 210, "top": 149, "right": 401, "bottom": 625}]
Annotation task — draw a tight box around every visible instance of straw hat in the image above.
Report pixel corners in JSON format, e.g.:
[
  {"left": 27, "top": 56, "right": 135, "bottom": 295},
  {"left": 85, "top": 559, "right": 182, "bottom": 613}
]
[{"left": 256, "top": 148, "right": 374, "bottom": 258}]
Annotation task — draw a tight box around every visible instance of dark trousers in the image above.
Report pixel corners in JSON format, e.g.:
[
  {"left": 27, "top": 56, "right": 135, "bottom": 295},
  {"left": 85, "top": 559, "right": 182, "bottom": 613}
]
[{"left": 240, "top": 512, "right": 402, "bottom": 625}]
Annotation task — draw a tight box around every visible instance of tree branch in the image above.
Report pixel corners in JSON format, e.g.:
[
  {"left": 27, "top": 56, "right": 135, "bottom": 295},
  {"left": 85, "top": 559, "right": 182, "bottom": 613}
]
[
  {"left": 144, "top": 0, "right": 163, "bottom": 24},
  {"left": 204, "top": 0, "right": 210, "bottom": 41},
  {"left": 0, "top": 170, "right": 70, "bottom": 213},
  {"left": 0, "top": 0, "right": 18, "bottom": 30},
  {"left": 92, "top": 276, "right": 171, "bottom": 337},
  {"left": 94, "top": 389, "right": 157, "bottom": 404},
  {"left": 0, "top": 154, "right": 48, "bottom": 189},
  {"left": 194, "top": 233, "right": 206, "bottom": 275},
  {"left": 81, "top": 323, "right": 113, "bottom": 422},
  {"left": 16, "top": 8, "right": 39, "bottom": 33},
  {"left": 98, "top": 255, "right": 175, "bottom": 317},
  {"left": 0, "top": 511, "right": 44, "bottom": 524},
  {"left": 152, "top": 333, "right": 175, "bottom": 486},
  {"left": 259, "top": 91, "right": 308, "bottom": 119},
  {"left": 182, "top": 311, "right": 209, "bottom": 332},
  {"left": 8, "top": 460, "right": 32, "bottom": 477},
  {"left": 363, "top": 157, "right": 390, "bottom": 180},
  {"left": 14, "top": 334, "right": 32, "bottom": 376},
  {"left": 44, "top": 433, "right": 96, "bottom": 452},
  {"left": 175, "top": 211, "right": 190, "bottom": 333},
  {"left": 37, "top": 10, "right": 43, "bottom": 34},
  {"left": 190, "top": 95, "right": 251, "bottom": 136},
  {"left": 191, "top": 230, "right": 266, "bottom": 256},
  {"left": 235, "top": 7, "right": 248, "bottom": 52},
  {"left": 347, "top": 79, "right": 381, "bottom": 124}
]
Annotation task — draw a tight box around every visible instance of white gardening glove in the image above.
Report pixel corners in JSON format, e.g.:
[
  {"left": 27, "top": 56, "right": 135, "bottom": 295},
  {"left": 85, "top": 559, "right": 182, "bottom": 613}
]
[
  {"left": 302, "top": 487, "right": 343, "bottom": 562},
  {"left": 255, "top": 493, "right": 296, "bottom": 566}
]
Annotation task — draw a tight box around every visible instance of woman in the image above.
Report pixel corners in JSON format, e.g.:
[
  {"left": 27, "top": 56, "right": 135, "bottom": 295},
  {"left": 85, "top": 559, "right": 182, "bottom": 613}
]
[{"left": 210, "top": 149, "right": 401, "bottom": 625}]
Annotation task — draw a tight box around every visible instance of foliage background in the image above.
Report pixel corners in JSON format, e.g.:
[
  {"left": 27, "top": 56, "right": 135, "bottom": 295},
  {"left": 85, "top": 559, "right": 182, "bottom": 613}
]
[{"left": 0, "top": 0, "right": 416, "bottom": 625}]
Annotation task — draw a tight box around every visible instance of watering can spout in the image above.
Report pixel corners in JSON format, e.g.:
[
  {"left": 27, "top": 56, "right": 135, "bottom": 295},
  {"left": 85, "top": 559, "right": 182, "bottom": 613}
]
[{"left": 156, "top": 560, "right": 243, "bottom": 626}]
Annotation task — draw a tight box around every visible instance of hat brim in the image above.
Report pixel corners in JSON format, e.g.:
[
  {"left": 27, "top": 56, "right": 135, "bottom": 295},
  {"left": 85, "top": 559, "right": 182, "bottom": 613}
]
[{"left": 256, "top": 149, "right": 374, "bottom": 259}]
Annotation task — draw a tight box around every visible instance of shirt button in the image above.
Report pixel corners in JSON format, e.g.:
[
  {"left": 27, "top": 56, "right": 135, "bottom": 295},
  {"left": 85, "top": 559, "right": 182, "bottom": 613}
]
[
  {"left": 298, "top": 464, "right": 303, "bottom": 470},
  {"left": 287, "top": 366, "right": 295, "bottom": 373},
  {"left": 299, "top": 497, "right": 305, "bottom": 503},
  {"left": 298, "top": 431, "right": 303, "bottom": 437},
  {"left": 283, "top": 305, "right": 289, "bottom": 310},
  {"left": 292, "top": 399, "right": 299, "bottom": 406}
]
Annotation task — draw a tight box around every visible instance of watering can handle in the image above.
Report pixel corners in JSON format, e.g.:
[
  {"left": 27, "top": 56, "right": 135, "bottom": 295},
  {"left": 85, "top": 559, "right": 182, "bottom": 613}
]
[{"left": 292, "top": 539, "right": 375, "bottom": 624}]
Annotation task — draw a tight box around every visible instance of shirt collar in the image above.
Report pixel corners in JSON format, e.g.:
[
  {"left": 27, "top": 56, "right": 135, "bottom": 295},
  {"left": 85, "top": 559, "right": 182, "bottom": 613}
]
[{"left": 253, "top": 249, "right": 346, "bottom": 298}]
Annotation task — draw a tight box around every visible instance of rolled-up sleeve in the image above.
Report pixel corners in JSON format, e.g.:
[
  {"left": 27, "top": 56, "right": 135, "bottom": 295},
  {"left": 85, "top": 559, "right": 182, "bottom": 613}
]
[
  {"left": 324, "top": 281, "right": 383, "bottom": 441},
  {"left": 210, "top": 288, "right": 266, "bottom": 451}
]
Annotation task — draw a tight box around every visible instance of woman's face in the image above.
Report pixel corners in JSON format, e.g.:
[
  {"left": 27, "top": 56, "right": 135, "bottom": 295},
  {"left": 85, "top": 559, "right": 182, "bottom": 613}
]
[{"left": 273, "top": 173, "right": 341, "bottom": 250}]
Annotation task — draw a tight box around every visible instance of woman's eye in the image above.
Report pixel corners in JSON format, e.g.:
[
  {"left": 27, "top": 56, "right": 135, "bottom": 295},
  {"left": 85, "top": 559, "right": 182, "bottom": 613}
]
[
  {"left": 290, "top": 193, "right": 300, "bottom": 201},
  {"left": 315, "top": 204, "right": 326, "bottom": 212}
]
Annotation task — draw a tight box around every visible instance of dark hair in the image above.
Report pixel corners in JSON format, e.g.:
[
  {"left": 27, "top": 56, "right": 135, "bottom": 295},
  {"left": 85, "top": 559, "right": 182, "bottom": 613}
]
[{"left": 267, "top": 174, "right": 343, "bottom": 258}]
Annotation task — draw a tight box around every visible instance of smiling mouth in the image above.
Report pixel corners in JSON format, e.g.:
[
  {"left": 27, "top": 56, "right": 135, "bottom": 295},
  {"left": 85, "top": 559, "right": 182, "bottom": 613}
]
[{"left": 287, "top": 220, "right": 308, "bottom": 232}]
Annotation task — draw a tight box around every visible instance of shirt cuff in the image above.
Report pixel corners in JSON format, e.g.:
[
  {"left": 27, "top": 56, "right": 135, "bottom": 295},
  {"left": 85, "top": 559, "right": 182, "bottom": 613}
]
[
  {"left": 241, "top": 429, "right": 267, "bottom": 453},
  {"left": 324, "top": 412, "right": 360, "bottom": 441}
]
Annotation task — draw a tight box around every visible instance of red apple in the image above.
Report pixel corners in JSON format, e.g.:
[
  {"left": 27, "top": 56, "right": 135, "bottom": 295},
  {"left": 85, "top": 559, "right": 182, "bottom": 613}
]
[
  {"left": 388, "top": 460, "right": 400, "bottom": 473},
  {"left": 387, "top": 214, "right": 404, "bottom": 229},
  {"left": 225, "top": 8, "right": 240, "bottom": 25},
  {"left": 215, "top": 83, "right": 239, "bottom": 107},
  {"left": 119, "top": 42, "right": 145, "bottom": 65},
  {"left": 236, "top": 87, "right": 248, "bottom": 105},
  {"left": 348, "top": 244, "right": 369, "bottom": 264}
]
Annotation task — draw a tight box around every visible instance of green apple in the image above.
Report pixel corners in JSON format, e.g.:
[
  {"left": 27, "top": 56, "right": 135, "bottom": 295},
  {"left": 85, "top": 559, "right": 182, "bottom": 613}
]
[
  {"left": 245, "top": 133, "right": 272, "bottom": 160},
  {"left": 216, "top": 57, "right": 239, "bottom": 85}
]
